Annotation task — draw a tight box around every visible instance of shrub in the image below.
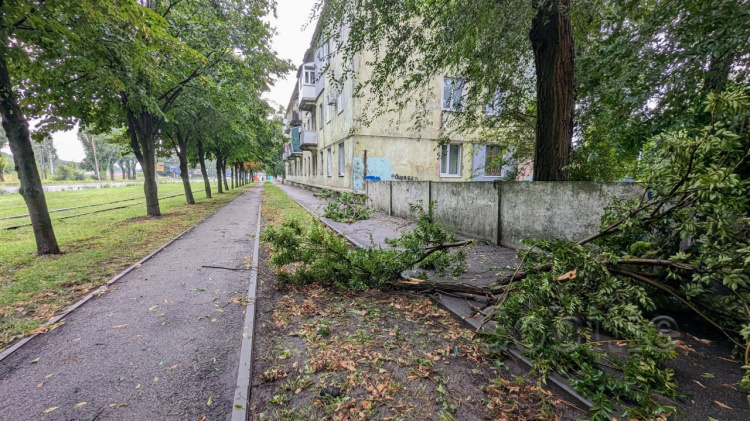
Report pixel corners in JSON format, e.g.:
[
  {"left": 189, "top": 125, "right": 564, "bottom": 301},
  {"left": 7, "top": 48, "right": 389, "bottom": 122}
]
[{"left": 53, "top": 164, "right": 85, "bottom": 181}]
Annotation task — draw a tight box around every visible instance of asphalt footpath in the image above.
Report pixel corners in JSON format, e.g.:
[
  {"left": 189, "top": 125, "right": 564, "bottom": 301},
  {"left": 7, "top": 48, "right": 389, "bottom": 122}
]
[{"left": 0, "top": 184, "right": 262, "bottom": 421}]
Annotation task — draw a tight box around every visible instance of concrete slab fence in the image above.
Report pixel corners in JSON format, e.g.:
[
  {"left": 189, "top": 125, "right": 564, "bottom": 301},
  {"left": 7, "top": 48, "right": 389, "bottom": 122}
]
[{"left": 365, "top": 181, "right": 643, "bottom": 249}]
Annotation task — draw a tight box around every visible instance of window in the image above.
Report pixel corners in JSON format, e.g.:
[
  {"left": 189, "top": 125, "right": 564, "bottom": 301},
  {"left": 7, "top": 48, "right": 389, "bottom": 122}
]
[
  {"left": 442, "top": 77, "right": 465, "bottom": 111},
  {"left": 303, "top": 65, "right": 315, "bottom": 85},
  {"left": 327, "top": 149, "right": 332, "bottom": 176},
  {"left": 486, "top": 89, "right": 507, "bottom": 115},
  {"left": 440, "top": 144, "right": 462, "bottom": 177},
  {"left": 308, "top": 157, "right": 311, "bottom": 176},
  {"left": 312, "top": 154, "right": 317, "bottom": 175},
  {"left": 337, "top": 84, "right": 344, "bottom": 114},
  {"left": 319, "top": 39, "right": 330, "bottom": 63},
  {"left": 320, "top": 152, "right": 324, "bottom": 176},
  {"left": 338, "top": 143, "right": 345, "bottom": 176},
  {"left": 485, "top": 145, "right": 502, "bottom": 176},
  {"left": 326, "top": 102, "right": 331, "bottom": 123},
  {"left": 319, "top": 104, "right": 324, "bottom": 129}
]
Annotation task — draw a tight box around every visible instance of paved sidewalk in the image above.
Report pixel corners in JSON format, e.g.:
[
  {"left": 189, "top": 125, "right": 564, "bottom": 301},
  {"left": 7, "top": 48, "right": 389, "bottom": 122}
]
[
  {"left": 275, "top": 181, "right": 518, "bottom": 289},
  {"left": 0, "top": 184, "right": 262, "bottom": 420}
]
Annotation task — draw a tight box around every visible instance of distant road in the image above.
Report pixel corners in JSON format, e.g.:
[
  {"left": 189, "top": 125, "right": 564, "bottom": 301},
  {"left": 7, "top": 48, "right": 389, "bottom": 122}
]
[{"left": 0, "top": 179, "right": 183, "bottom": 194}]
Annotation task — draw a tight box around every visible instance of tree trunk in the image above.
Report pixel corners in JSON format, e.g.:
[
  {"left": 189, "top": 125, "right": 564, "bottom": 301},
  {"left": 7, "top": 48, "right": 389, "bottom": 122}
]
[
  {"left": 131, "top": 159, "right": 137, "bottom": 179},
  {"left": 119, "top": 160, "right": 126, "bottom": 179},
  {"left": 529, "top": 0, "right": 574, "bottom": 182},
  {"left": 230, "top": 164, "right": 235, "bottom": 189},
  {"left": 174, "top": 126, "right": 195, "bottom": 205},
  {"left": 196, "top": 138, "right": 212, "bottom": 199},
  {"left": 222, "top": 160, "right": 229, "bottom": 191},
  {"left": 703, "top": 51, "right": 734, "bottom": 94},
  {"left": 109, "top": 163, "right": 114, "bottom": 181},
  {"left": 126, "top": 110, "right": 161, "bottom": 216},
  {"left": 216, "top": 157, "right": 224, "bottom": 194},
  {"left": 0, "top": 46, "right": 60, "bottom": 255}
]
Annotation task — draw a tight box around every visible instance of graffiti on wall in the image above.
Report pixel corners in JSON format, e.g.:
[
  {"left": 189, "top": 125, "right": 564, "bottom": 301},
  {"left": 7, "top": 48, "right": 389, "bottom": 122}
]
[
  {"left": 391, "top": 174, "right": 418, "bottom": 181},
  {"left": 353, "top": 156, "right": 394, "bottom": 190}
]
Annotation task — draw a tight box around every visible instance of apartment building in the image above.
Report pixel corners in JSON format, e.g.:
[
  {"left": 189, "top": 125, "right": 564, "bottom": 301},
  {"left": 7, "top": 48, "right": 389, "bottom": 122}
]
[{"left": 281, "top": 27, "right": 515, "bottom": 191}]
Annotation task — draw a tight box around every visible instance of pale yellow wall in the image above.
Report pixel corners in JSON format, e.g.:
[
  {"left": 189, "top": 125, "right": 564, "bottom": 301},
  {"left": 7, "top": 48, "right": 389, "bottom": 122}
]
[{"left": 284, "top": 27, "right": 480, "bottom": 191}]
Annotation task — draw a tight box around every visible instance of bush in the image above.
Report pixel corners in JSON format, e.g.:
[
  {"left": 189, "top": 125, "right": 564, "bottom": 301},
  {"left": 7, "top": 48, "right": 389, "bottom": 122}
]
[{"left": 53, "top": 164, "right": 85, "bottom": 181}]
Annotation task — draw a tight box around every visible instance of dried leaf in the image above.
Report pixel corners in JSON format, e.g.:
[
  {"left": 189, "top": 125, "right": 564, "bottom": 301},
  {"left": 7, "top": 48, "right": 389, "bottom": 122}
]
[{"left": 715, "top": 401, "right": 733, "bottom": 410}]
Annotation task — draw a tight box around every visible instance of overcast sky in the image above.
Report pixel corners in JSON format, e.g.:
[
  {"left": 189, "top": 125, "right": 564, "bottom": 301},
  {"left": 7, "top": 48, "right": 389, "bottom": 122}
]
[{"left": 1, "top": 0, "right": 317, "bottom": 163}]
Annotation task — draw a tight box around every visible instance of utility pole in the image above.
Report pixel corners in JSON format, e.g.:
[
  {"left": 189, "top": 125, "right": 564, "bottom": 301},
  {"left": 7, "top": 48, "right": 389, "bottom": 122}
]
[
  {"left": 89, "top": 133, "right": 101, "bottom": 181},
  {"left": 48, "top": 142, "right": 54, "bottom": 176}
]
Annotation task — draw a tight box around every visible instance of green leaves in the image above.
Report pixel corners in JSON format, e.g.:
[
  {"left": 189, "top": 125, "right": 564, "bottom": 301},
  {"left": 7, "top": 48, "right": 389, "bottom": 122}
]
[
  {"left": 320, "top": 191, "right": 374, "bottom": 223},
  {"left": 262, "top": 201, "right": 468, "bottom": 290},
  {"left": 487, "top": 88, "right": 750, "bottom": 418}
]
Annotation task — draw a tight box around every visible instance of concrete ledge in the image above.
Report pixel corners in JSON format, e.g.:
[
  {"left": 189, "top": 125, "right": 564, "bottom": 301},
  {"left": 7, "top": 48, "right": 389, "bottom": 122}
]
[
  {"left": 283, "top": 179, "right": 354, "bottom": 195},
  {"left": 434, "top": 295, "right": 593, "bottom": 411}
]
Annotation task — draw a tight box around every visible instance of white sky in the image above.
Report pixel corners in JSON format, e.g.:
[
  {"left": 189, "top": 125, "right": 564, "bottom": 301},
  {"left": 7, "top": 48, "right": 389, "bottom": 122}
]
[{"left": 1, "top": 0, "right": 317, "bottom": 163}]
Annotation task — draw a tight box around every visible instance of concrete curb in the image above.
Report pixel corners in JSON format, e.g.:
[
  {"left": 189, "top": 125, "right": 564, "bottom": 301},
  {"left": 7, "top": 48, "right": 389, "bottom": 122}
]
[
  {"left": 232, "top": 183, "right": 264, "bottom": 421},
  {"left": 277, "top": 183, "right": 594, "bottom": 412},
  {"left": 0, "top": 187, "right": 250, "bottom": 363},
  {"left": 434, "top": 296, "right": 593, "bottom": 410}
]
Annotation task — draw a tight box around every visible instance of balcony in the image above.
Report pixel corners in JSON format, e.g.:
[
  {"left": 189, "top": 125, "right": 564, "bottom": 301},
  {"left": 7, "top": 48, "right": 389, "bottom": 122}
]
[
  {"left": 298, "top": 84, "right": 316, "bottom": 111},
  {"left": 300, "top": 130, "right": 318, "bottom": 150},
  {"left": 297, "top": 63, "right": 317, "bottom": 111},
  {"left": 289, "top": 111, "right": 302, "bottom": 127},
  {"left": 290, "top": 127, "right": 303, "bottom": 156}
]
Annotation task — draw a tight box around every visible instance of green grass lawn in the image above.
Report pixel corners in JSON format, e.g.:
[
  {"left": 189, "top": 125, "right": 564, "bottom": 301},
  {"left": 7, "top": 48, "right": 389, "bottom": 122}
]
[
  {"left": 0, "top": 174, "right": 150, "bottom": 186},
  {"left": 261, "top": 182, "right": 316, "bottom": 230},
  {"left": 0, "top": 182, "right": 250, "bottom": 350}
]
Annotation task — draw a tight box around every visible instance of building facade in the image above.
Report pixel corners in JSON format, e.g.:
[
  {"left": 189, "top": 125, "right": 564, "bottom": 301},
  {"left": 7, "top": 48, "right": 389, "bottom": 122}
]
[{"left": 281, "top": 27, "right": 515, "bottom": 192}]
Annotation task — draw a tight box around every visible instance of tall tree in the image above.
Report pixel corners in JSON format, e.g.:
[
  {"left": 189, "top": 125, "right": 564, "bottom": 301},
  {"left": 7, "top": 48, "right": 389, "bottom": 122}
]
[
  {"left": 105, "top": 0, "right": 289, "bottom": 216},
  {"left": 78, "top": 128, "right": 121, "bottom": 180},
  {"left": 529, "top": 0, "right": 574, "bottom": 181},
  {"left": 3, "top": 0, "right": 155, "bottom": 254}
]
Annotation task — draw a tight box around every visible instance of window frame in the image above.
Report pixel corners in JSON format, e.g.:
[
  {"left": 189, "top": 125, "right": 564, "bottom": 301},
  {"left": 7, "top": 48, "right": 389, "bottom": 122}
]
[
  {"left": 439, "top": 144, "right": 463, "bottom": 178},
  {"left": 442, "top": 77, "right": 465, "bottom": 112},
  {"left": 337, "top": 84, "right": 344, "bottom": 114},
  {"left": 338, "top": 143, "right": 345, "bottom": 177},
  {"left": 484, "top": 144, "right": 503, "bottom": 177},
  {"left": 486, "top": 89, "right": 507, "bottom": 116},
  {"left": 302, "top": 65, "right": 315, "bottom": 85},
  {"left": 326, "top": 149, "right": 332, "bottom": 176}
]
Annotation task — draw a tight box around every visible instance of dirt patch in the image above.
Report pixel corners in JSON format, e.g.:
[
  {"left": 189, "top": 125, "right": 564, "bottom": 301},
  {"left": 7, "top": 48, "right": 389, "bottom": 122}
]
[{"left": 250, "top": 239, "right": 584, "bottom": 420}]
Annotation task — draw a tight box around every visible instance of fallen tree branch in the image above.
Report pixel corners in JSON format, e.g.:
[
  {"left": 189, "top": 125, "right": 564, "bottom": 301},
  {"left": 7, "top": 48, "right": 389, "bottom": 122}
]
[
  {"left": 411, "top": 240, "right": 473, "bottom": 266},
  {"left": 391, "top": 277, "right": 492, "bottom": 296},
  {"left": 201, "top": 265, "right": 251, "bottom": 271},
  {"left": 609, "top": 267, "right": 743, "bottom": 348}
]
